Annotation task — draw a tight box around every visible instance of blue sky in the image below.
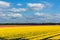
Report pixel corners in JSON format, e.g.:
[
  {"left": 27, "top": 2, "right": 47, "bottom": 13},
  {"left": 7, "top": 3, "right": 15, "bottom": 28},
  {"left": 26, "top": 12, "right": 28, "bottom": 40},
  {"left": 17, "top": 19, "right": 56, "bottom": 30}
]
[{"left": 0, "top": 0, "right": 60, "bottom": 23}]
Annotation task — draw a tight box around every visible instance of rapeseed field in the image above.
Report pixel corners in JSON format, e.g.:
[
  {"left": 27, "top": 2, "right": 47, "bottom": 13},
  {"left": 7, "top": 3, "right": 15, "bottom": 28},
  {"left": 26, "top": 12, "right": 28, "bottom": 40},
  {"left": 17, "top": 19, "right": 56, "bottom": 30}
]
[{"left": 0, "top": 25, "right": 60, "bottom": 40}]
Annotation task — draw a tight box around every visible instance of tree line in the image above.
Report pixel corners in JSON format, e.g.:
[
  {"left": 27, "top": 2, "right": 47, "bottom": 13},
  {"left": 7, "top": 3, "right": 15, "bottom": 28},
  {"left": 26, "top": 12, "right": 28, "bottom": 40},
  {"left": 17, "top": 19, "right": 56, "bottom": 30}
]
[{"left": 0, "top": 23, "right": 60, "bottom": 25}]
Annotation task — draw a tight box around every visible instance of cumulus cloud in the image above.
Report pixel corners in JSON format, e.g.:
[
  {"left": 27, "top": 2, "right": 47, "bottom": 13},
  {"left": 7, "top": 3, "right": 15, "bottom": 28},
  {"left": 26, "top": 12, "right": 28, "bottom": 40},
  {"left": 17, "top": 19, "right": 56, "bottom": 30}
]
[
  {"left": 9, "top": 8, "right": 26, "bottom": 12},
  {"left": 0, "top": 1, "right": 57, "bottom": 23},
  {"left": 34, "top": 12, "right": 44, "bottom": 16},
  {"left": 27, "top": 3, "right": 45, "bottom": 11},
  {"left": 22, "top": 13, "right": 54, "bottom": 23},
  {"left": 7, "top": 13, "right": 22, "bottom": 17},
  {"left": 0, "top": 13, "right": 22, "bottom": 19},
  {"left": 34, "top": 12, "right": 55, "bottom": 20},
  {"left": 0, "top": 1, "right": 26, "bottom": 19},
  {"left": 0, "top": 1, "right": 10, "bottom": 7},
  {"left": 0, "top": 10, "right": 23, "bottom": 19},
  {"left": 0, "top": 7, "right": 26, "bottom": 19},
  {"left": 34, "top": 13, "right": 60, "bottom": 23}
]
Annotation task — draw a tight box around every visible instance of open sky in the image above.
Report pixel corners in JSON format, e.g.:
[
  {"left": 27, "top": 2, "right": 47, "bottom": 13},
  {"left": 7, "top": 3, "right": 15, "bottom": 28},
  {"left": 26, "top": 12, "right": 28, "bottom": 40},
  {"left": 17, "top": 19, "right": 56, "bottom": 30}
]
[{"left": 0, "top": 0, "right": 60, "bottom": 23}]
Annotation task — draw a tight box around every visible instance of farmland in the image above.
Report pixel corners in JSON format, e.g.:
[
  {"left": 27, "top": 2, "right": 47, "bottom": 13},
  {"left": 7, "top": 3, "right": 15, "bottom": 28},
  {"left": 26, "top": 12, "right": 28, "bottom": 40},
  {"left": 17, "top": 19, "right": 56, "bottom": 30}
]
[{"left": 0, "top": 25, "right": 60, "bottom": 40}]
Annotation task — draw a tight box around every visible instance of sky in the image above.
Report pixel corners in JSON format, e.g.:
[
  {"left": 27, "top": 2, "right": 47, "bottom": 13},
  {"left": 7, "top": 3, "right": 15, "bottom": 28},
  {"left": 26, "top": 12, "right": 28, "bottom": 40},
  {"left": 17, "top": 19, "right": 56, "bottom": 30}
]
[{"left": 0, "top": 0, "right": 60, "bottom": 23}]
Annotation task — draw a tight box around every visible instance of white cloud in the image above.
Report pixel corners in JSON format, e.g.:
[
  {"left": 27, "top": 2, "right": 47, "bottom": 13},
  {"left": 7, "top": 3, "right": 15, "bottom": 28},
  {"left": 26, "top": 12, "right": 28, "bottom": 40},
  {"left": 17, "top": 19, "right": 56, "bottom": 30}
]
[
  {"left": 0, "top": 1, "right": 10, "bottom": 7},
  {"left": 7, "top": 13, "right": 22, "bottom": 17},
  {"left": 35, "top": 12, "right": 44, "bottom": 16},
  {"left": 0, "top": 13, "right": 22, "bottom": 19},
  {"left": 34, "top": 12, "right": 55, "bottom": 19},
  {"left": 27, "top": 3, "right": 45, "bottom": 10},
  {"left": 34, "top": 12, "right": 60, "bottom": 22},
  {"left": 9, "top": 8, "right": 26, "bottom": 12},
  {"left": 17, "top": 3, "right": 22, "bottom": 6}
]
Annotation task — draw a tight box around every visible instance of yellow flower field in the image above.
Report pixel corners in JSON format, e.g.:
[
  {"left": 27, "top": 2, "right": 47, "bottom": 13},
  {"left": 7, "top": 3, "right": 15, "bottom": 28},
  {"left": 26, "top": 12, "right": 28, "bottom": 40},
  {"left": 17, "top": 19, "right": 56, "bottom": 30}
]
[{"left": 0, "top": 25, "right": 60, "bottom": 40}]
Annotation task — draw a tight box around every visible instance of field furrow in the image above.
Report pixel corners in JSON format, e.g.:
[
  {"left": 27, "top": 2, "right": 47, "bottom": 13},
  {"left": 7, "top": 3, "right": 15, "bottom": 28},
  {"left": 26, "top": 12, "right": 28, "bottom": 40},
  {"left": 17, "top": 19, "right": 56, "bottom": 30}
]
[
  {"left": 24, "top": 31, "right": 60, "bottom": 40},
  {"left": 48, "top": 35, "right": 60, "bottom": 39}
]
